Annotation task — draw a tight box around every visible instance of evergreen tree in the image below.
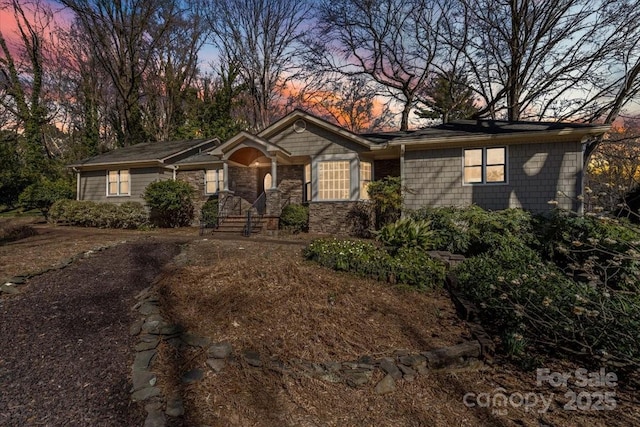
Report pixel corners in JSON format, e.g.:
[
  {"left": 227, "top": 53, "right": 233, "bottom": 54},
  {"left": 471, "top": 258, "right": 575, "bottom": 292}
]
[{"left": 416, "top": 70, "right": 478, "bottom": 123}]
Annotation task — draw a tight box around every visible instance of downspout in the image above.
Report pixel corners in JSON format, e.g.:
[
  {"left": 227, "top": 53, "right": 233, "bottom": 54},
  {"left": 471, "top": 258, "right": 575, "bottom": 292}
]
[
  {"left": 400, "top": 144, "right": 405, "bottom": 219},
  {"left": 72, "top": 167, "right": 80, "bottom": 200},
  {"left": 163, "top": 165, "right": 178, "bottom": 180}
]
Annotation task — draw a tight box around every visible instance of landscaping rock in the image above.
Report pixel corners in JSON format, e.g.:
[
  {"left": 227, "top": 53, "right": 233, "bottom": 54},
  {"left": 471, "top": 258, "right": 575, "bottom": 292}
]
[
  {"left": 206, "top": 358, "right": 226, "bottom": 373},
  {"left": 0, "top": 284, "right": 20, "bottom": 295},
  {"left": 208, "top": 341, "right": 232, "bottom": 359},
  {"left": 344, "top": 369, "right": 372, "bottom": 387},
  {"left": 243, "top": 350, "right": 262, "bottom": 367},
  {"left": 132, "top": 370, "right": 157, "bottom": 392},
  {"left": 181, "top": 368, "right": 205, "bottom": 384},
  {"left": 129, "top": 320, "right": 144, "bottom": 336},
  {"left": 165, "top": 396, "right": 184, "bottom": 417},
  {"left": 422, "top": 341, "right": 481, "bottom": 369},
  {"left": 398, "top": 364, "right": 416, "bottom": 378},
  {"left": 181, "top": 333, "right": 211, "bottom": 348},
  {"left": 135, "top": 338, "right": 160, "bottom": 352},
  {"left": 324, "top": 361, "right": 341, "bottom": 372},
  {"left": 132, "top": 386, "right": 161, "bottom": 402},
  {"left": 139, "top": 301, "right": 160, "bottom": 315},
  {"left": 379, "top": 358, "right": 402, "bottom": 380},
  {"left": 8, "top": 276, "right": 27, "bottom": 285},
  {"left": 374, "top": 374, "right": 396, "bottom": 395},
  {"left": 144, "top": 407, "right": 166, "bottom": 427},
  {"left": 133, "top": 350, "right": 157, "bottom": 370}
]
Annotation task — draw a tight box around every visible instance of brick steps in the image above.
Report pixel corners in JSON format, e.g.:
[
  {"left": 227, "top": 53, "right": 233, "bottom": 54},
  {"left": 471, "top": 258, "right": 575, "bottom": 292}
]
[{"left": 214, "top": 215, "right": 264, "bottom": 235}]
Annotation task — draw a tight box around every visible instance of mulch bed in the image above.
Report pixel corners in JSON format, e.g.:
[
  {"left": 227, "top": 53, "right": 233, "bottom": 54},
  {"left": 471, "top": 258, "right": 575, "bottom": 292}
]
[{"left": 0, "top": 238, "right": 185, "bottom": 426}]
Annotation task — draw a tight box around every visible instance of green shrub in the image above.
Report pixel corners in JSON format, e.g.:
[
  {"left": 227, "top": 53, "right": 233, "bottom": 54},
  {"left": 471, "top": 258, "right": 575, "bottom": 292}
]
[
  {"left": 376, "top": 218, "right": 434, "bottom": 254},
  {"left": 18, "top": 178, "right": 75, "bottom": 219},
  {"left": 143, "top": 180, "right": 195, "bottom": 228},
  {"left": 346, "top": 201, "right": 374, "bottom": 238},
  {"left": 536, "top": 210, "right": 640, "bottom": 290},
  {"left": 48, "top": 200, "right": 148, "bottom": 229},
  {"left": 280, "top": 203, "right": 309, "bottom": 233},
  {"left": 367, "top": 176, "right": 402, "bottom": 228},
  {"left": 455, "top": 251, "right": 640, "bottom": 369},
  {"left": 410, "top": 206, "right": 537, "bottom": 255},
  {"left": 200, "top": 197, "right": 219, "bottom": 228},
  {"left": 304, "top": 238, "right": 445, "bottom": 290}
]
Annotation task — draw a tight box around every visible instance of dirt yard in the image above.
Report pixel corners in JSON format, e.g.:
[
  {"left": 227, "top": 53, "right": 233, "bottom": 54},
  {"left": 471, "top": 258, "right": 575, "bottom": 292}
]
[{"left": 1, "top": 222, "right": 639, "bottom": 426}]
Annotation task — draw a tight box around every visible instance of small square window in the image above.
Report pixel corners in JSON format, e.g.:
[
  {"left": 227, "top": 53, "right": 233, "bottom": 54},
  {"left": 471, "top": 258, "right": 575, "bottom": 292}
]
[
  {"left": 463, "top": 147, "right": 507, "bottom": 184},
  {"left": 107, "top": 170, "right": 130, "bottom": 196}
]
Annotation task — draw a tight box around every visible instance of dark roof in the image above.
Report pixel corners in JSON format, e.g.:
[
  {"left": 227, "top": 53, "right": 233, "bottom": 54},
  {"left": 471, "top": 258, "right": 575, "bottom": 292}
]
[
  {"left": 174, "top": 151, "right": 221, "bottom": 165},
  {"left": 70, "top": 138, "right": 216, "bottom": 166},
  {"left": 361, "top": 119, "right": 605, "bottom": 144}
]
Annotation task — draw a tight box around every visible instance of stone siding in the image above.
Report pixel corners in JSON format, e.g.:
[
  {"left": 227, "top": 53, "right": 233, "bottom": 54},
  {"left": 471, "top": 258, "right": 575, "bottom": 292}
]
[
  {"left": 403, "top": 140, "right": 582, "bottom": 213},
  {"left": 277, "top": 165, "right": 304, "bottom": 205},
  {"left": 176, "top": 170, "right": 218, "bottom": 225},
  {"left": 308, "top": 201, "right": 374, "bottom": 235},
  {"left": 228, "top": 166, "right": 259, "bottom": 203}
]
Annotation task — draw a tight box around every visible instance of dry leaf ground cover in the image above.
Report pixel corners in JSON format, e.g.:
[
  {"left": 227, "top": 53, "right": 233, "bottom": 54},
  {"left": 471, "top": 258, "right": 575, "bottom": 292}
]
[
  {"left": 2, "top": 223, "right": 639, "bottom": 426},
  {"left": 154, "top": 237, "right": 640, "bottom": 427}
]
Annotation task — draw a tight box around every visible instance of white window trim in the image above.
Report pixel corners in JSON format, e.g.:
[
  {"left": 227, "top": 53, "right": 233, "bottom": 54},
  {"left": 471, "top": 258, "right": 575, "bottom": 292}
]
[
  {"left": 106, "top": 169, "right": 130, "bottom": 197},
  {"left": 462, "top": 146, "right": 508, "bottom": 186},
  {"left": 204, "top": 169, "right": 224, "bottom": 195}
]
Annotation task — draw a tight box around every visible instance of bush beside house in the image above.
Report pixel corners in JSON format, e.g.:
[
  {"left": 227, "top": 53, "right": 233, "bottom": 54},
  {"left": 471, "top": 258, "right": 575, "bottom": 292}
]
[
  {"left": 143, "top": 180, "right": 195, "bottom": 228},
  {"left": 48, "top": 200, "right": 148, "bottom": 229},
  {"left": 279, "top": 203, "right": 309, "bottom": 233}
]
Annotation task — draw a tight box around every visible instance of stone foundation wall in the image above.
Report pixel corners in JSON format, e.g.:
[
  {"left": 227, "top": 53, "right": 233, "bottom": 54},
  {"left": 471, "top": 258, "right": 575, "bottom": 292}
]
[{"left": 308, "top": 201, "right": 374, "bottom": 235}]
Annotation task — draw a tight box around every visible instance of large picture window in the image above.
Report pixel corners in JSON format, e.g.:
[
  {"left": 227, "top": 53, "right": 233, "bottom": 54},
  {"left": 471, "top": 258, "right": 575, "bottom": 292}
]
[
  {"left": 205, "top": 169, "right": 224, "bottom": 194},
  {"left": 463, "top": 147, "right": 506, "bottom": 184},
  {"left": 318, "top": 161, "right": 350, "bottom": 200},
  {"left": 360, "top": 161, "right": 372, "bottom": 200},
  {"left": 107, "top": 170, "right": 129, "bottom": 196}
]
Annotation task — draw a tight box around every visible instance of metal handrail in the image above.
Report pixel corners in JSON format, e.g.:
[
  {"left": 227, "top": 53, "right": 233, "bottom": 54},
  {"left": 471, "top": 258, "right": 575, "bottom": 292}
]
[
  {"left": 216, "top": 194, "right": 240, "bottom": 229},
  {"left": 243, "top": 192, "right": 266, "bottom": 236}
]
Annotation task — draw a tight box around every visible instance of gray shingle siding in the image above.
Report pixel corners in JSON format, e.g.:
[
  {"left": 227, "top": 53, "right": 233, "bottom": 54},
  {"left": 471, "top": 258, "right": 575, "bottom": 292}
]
[
  {"left": 78, "top": 167, "right": 168, "bottom": 204},
  {"left": 271, "top": 122, "right": 367, "bottom": 157},
  {"left": 403, "top": 141, "right": 582, "bottom": 213}
]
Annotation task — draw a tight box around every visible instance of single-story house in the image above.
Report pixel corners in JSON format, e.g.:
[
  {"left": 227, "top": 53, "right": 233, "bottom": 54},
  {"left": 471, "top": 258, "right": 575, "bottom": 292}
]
[{"left": 69, "top": 109, "right": 609, "bottom": 234}]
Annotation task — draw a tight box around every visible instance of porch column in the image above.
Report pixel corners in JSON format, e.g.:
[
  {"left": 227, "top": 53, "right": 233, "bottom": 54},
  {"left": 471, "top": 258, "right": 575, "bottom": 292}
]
[
  {"left": 223, "top": 161, "right": 229, "bottom": 191},
  {"left": 270, "top": 156, "right": 277, "bottom": 190}
]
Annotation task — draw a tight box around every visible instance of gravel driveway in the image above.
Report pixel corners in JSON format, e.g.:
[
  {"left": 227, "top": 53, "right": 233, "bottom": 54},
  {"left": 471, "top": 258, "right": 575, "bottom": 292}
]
[{"left": 0, "top": 238, "right": 184, "bottom": 426}]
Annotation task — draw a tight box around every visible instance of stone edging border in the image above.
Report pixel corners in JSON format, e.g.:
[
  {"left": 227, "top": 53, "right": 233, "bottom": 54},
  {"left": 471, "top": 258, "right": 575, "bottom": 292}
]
[
  {"left": 0, "top": 242, "right": 127, "bottom": 295},
  {"left": 129, "top": 249, "right": 496, "bottom": 427},
  {"left": 427, "top": 250, "right": 496, "bottom": 360}
]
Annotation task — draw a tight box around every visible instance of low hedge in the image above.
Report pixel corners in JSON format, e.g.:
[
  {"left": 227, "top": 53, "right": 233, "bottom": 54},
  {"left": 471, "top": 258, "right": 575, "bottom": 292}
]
[
  {"left": 280, "top": 203, "right": 309, "bottom": 233},
  {"left": 304, "top": 238, "right": 445, "bottom": 290},
  {"left": 48, "top": 200, "right": 148, "bottom": 229}
]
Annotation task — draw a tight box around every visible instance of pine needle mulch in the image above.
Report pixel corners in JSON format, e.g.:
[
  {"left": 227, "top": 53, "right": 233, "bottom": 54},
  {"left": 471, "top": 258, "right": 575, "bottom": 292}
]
[{"left": 154, "top": 237, "right": 640, "bottom": 427}]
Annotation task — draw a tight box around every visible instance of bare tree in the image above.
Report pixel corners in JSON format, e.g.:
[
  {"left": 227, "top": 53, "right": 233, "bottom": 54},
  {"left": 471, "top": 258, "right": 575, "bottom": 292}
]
[
  {"left": 0, "top": 0, "right": 57, "bottom": 176},
  {"left": 448, "top": 0, "right": 640, "bottom": 123},
  {"left": 291, "top": 75, "right": 395, "bottom": 133},
  {"left": 58, "top": 0, "right": 196, "bottom": 146},
  {"left": 308, "top": 0, "right": 451, "bottom": 131},
  {"left": 142, "top": 2, "right": 209, "bottom": 141},
  {"left": 206, "top": 0, "right": 312, "bottom": 131}
]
